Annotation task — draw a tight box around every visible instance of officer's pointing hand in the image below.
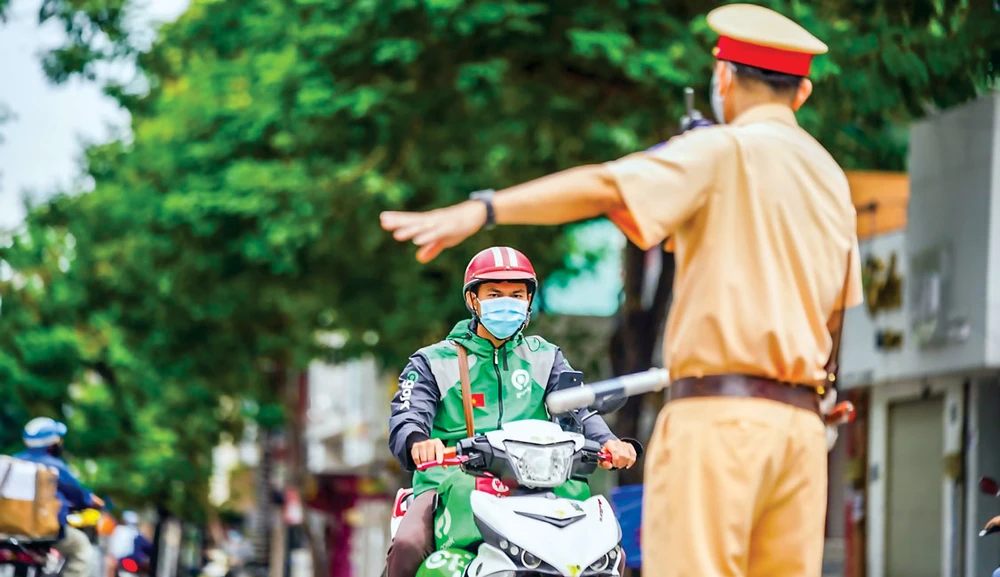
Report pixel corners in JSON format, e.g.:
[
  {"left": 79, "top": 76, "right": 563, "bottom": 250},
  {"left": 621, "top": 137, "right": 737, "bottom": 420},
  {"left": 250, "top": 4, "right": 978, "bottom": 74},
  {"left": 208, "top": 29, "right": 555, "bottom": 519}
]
[
  {"left": 600, "top": 439, "right": 637, "bottom": 470},
  {"left": 381, "top": 202, "right": 487, "bottom": 263}
]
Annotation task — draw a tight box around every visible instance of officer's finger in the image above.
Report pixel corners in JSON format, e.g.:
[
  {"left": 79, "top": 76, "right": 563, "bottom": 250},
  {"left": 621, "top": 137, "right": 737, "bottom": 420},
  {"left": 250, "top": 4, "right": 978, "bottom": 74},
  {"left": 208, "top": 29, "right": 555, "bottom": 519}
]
[
  {"left": 393, "top": 220, "right": 430, "bottom": 242},
  {"left": 416, "top": 241, "right": 446, "bottom": 264},
  {"left": 435, "top": 442, "right": 445, "bottom": 464},
  {"left": 598, "top": 459, "right": 613, "bottom": 470},
  {"left": 411, "top": 446, "right": 423, "bottom": 465},
  {"left": 413, "top": 223, "right": 446, "bottom": 247},
  {"left": 380, "top": 211, "right": 419, "bottom": 232}
]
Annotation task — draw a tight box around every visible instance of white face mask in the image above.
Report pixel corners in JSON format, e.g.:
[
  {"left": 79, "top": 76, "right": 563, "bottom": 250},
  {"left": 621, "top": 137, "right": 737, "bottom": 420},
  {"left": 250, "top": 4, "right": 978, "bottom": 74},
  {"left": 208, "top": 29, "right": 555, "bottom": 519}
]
[{"left": 710, "top": 68, "right": 726, "bottom": 125}]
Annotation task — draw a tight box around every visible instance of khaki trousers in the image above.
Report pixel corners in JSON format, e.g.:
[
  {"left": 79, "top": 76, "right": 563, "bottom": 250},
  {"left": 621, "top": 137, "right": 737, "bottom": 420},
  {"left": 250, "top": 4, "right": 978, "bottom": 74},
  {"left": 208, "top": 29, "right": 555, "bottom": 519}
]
[
  {"left": 641, "top": 397, "right": 827, "bottom": 577},
  {"left": 55, "top": 526, "right": 94, "bottom": 577}
]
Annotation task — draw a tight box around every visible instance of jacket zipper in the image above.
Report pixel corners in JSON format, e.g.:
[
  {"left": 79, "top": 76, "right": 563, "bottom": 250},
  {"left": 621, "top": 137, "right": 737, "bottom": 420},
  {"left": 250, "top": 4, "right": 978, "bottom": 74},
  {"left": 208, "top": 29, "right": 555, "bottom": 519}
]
[{"left": 494, "top": 345, "right": 504, "bottom": 429}]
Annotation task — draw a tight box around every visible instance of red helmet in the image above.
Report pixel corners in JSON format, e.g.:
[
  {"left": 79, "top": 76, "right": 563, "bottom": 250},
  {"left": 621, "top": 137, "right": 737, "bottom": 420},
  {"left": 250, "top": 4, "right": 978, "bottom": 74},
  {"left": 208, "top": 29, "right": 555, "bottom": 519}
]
[{"left": 463, "top": 247, "right": 537, "bottom": 297}]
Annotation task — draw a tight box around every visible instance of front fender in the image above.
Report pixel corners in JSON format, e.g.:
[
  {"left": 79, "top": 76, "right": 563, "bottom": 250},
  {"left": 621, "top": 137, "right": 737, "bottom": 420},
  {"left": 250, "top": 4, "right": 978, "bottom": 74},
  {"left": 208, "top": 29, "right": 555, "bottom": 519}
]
[{"left": 416, "top": 549, "right": 475, "bottom": 577}]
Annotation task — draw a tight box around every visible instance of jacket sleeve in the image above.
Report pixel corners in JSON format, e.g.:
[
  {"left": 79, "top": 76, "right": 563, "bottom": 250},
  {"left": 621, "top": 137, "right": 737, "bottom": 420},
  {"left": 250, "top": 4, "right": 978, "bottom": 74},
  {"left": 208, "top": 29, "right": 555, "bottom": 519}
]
[
  {"left": 546, "top": 348, "right": 618, "bottom": 446},
  {"left": 53, "top": 461, "right": 94, "bottom": 509},
  {"left": 388, "top": 353, "right": 440, "bottom": 471}
]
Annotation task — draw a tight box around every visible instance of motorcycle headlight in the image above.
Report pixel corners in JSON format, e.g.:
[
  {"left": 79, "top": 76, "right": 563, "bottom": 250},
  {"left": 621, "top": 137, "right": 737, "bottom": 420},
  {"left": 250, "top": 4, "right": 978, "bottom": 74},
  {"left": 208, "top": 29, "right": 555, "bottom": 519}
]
[
  {"left": 502, "top": 441, "right": 575, "bottom": 487},
  {"left": 586, "top": 547, "right": 620, "bottom": 575}
]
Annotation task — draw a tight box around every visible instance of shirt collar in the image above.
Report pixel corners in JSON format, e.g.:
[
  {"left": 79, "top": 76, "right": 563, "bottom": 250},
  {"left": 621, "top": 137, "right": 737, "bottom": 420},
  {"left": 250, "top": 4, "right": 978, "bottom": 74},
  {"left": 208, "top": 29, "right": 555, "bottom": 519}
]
[{"left": 730, "top": 103, "right": 798, "bottom": 127}]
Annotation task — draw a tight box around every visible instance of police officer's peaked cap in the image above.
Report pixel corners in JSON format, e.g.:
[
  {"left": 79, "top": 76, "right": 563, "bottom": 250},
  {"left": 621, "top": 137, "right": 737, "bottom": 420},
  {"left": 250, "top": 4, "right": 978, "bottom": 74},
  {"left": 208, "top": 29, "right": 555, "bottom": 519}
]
[{"left": 707, "top": 3, "right": 828, "bottom": 77}]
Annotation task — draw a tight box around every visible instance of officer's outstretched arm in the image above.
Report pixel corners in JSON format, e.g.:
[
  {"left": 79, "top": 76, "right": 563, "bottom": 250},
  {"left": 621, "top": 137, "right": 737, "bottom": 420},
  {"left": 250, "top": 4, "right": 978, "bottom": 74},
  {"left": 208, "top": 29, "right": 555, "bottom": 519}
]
[{"left": 388, "top": 353, "right": 441, "bottom": 471}]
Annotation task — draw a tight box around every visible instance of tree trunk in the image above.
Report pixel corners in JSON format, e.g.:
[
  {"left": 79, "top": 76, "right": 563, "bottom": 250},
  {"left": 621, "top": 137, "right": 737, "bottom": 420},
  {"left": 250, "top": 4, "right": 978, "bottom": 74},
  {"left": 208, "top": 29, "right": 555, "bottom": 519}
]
[
  {"left": 609, "top": 243, "right": 675, "bottom": 577},
  {"left": 284, "top": 370, "right": 330, "bottom": 577}
]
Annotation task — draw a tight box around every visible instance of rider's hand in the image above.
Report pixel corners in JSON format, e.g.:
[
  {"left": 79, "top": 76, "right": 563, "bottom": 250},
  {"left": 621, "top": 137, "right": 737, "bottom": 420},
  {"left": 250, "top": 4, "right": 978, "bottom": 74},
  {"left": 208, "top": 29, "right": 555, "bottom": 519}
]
[
  {"left": 90, "top": 495, "right": 105, "bottom": 508},
  {"left": 600, "top": 440, "right": 637, "bottom": 470},
  {"left": 380, "top": 201, "right": 487, "bottom": 263},
  {"left": 986, "top": 515, "right": 1000, "bottom": 531},
  {"left": 411, "top": 438, "right": 447, "bottom": 467}
]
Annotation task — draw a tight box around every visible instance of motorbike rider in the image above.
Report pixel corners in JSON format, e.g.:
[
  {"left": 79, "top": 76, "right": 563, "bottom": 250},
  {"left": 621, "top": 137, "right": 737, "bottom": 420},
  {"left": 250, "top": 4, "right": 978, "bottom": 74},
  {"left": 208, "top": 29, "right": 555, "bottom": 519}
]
[
  {"left": 14, "top": 417, "right": 105, "bottom": 577},
  {"left": 385, "top": 246, "right": 638, "bottom": 577},
  {"left": 108, "top": 511, "right": 154, "bottom": 575}
]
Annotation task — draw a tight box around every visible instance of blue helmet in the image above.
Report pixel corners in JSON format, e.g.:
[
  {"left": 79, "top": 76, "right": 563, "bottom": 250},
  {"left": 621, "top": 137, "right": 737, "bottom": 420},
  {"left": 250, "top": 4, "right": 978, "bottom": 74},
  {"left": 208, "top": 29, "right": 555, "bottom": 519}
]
[{"left": 23, "top": 417, "right": 68, "bottom": 448}]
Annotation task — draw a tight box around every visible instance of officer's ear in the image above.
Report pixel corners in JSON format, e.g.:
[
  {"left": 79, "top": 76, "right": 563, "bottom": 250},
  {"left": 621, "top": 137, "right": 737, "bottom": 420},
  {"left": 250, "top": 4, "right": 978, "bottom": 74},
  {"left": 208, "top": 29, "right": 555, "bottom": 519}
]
[
  {"left": 715, "top": 60, "right": 734, "bottom": 96},
  {"left": 791, "top": 78, "right": 813, "bottom": 111}
]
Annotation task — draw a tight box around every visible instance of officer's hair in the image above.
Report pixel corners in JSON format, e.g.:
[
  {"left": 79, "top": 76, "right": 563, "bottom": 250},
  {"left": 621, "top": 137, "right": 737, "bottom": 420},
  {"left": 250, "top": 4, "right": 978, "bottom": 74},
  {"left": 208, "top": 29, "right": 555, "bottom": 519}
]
[{"left": 730, "top": 62, "right": 803, "bottom": 98}]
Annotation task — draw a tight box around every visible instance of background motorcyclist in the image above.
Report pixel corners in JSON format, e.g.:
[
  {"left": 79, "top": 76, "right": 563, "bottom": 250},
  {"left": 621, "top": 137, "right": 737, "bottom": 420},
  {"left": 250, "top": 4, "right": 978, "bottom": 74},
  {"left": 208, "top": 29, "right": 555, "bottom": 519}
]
[
  {"left": 108, "top": 511, "right": 154, "bottom": 575},
  {"left": 384, "top": 246, "right": 638, "bottom": 577},
  {"left": 14, "top": 417, "right": 105, "bottom": 577}
]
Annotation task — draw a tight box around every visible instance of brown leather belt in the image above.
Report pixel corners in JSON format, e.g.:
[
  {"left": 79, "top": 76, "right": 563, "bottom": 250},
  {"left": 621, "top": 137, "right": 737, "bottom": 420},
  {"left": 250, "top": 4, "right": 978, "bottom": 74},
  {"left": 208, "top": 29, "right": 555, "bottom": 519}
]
[{"left": 669, "top": 374, "right": 821, "bottom": 416}]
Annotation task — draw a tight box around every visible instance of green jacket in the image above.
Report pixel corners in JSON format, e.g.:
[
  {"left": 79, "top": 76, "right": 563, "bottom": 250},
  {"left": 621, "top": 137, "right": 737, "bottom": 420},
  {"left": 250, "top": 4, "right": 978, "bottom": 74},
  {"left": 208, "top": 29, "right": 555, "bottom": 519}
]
[{"left": 388, "top": 320, "right": 616, "bottom": 495}]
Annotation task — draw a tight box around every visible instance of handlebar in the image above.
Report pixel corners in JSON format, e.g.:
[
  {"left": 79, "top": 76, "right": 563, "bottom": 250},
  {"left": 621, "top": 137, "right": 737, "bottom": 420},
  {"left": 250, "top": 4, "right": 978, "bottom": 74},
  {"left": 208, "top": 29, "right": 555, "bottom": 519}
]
[
  {"left": 415, "top": 447, "right": 469, "bottom": 471},
  {"left": 545, "top": 369, "right": 671, "bottom": 414},
  {"left": 416, "top": 443, "right": 615, "bottom": 472}
]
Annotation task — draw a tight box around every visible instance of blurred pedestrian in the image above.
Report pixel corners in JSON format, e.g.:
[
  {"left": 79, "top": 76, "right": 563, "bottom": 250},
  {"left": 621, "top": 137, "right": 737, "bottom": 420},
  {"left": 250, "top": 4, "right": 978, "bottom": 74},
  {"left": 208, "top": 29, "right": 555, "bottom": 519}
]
[{"left": 108, "top": 511, "right": 153, "bottom": 575}]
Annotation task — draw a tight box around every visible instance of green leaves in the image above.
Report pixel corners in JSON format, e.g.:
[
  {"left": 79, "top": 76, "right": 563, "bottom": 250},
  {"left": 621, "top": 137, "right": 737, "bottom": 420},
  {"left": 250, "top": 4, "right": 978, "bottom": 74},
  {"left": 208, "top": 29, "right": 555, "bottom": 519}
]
[{"left": 3, "top": 0, "right": 997, "bottom": 516}]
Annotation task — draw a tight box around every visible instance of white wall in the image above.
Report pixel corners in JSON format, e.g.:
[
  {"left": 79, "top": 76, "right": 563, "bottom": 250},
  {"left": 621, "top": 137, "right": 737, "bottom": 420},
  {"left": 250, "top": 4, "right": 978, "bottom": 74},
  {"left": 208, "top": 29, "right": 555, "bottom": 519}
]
[
  {"left": 866, "top": 377, "right": 965, "bottom": 577},
  {"left": 840, "top": 94, "right": 1000, "bottom": 388},
  {"left": 305, "top": 356, "right": 392, "bottom": 474}
]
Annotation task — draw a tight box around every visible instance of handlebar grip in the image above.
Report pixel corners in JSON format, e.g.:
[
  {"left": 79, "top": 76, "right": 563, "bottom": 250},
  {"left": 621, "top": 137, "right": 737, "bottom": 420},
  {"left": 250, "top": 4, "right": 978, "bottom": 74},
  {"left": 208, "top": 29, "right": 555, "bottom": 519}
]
[
  {"left": 546, "top": 387, "right": 597, "bottom": 415},
  {"left": 546, "top": 369, "right": 671, "bottom": 414},
  {"left": 415, "top": 447, "right": 467, "bottom": 471}
]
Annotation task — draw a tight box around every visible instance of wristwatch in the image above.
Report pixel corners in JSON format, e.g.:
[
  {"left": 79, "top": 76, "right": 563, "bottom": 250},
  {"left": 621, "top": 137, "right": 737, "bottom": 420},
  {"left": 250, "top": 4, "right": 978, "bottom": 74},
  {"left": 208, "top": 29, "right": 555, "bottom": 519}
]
[{"left": 469, "top": 189, "right": 497, "bottom": 230}]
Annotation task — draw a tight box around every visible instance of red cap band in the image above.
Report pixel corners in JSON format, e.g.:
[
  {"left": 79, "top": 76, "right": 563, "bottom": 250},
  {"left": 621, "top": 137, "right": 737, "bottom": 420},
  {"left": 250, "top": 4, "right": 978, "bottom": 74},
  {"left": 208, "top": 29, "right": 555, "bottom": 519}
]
[{"left": 715, "top": 36, "right": 814, "bottom": 76}]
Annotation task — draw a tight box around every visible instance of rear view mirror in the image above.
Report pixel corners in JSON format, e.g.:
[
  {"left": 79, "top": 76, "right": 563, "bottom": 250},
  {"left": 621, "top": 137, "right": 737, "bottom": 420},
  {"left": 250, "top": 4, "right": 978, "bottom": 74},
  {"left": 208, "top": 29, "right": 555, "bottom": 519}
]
[
  {"left": 552, "top": 370, "right": 626, "bottom": 415},
  {"left": 555, "top": 371, "right": 584, "bottom": 392},
  {"left": 591, "top": 394, "right": 627, "bottom": 415},
  {"left": 980, "top": 476, "right": 1000, "bottom": 496}
]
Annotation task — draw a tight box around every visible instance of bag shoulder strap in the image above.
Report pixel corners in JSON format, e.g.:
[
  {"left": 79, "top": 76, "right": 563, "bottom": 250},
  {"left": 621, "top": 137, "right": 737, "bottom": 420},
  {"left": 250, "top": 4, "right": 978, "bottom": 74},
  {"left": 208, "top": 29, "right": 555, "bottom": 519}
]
[
  {"left": 453, "top": 342, "right": 476, "bottom": 438},
  {"left": 824, "top": 248, "right": 854, "bottom": 388}
]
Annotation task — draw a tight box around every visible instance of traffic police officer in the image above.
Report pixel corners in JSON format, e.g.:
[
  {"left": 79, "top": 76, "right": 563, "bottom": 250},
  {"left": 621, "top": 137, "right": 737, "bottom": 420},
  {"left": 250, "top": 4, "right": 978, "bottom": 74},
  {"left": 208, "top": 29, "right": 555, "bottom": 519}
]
[{"left": 380, "top": 4, "right": 863, "bottom": 576}]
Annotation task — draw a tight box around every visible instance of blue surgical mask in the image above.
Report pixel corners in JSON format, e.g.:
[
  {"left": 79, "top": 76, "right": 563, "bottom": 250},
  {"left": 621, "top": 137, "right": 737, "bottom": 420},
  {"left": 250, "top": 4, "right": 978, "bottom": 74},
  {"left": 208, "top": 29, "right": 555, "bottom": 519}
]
[{"left": 478, "top": 297, "right": 529, "bottom": 340}]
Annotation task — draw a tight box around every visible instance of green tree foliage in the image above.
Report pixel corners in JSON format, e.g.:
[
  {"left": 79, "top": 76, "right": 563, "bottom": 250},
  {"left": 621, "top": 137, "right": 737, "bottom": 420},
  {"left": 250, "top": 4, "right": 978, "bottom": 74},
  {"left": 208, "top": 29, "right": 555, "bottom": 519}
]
[{"left": 0, "top": 0, "right": 996, "bottom": 514}]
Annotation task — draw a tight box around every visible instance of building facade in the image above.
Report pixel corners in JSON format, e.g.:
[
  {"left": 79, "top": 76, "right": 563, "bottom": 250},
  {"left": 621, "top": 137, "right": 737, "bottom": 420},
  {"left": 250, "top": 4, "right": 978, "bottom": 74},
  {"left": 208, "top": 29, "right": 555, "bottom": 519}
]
[
  {"left": 303, "top": 355, "right": 395, "bottom": 577},
  {"left": 835, "top": 93, "right": 1000, "bottom": 577}
]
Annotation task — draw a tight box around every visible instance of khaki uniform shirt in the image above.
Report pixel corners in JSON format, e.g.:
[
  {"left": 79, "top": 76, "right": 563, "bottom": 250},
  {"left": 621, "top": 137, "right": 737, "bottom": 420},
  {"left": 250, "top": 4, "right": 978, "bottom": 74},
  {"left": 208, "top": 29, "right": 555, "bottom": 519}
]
[{"left": 605, "top": 104, "right": 863, "bottom": 385}]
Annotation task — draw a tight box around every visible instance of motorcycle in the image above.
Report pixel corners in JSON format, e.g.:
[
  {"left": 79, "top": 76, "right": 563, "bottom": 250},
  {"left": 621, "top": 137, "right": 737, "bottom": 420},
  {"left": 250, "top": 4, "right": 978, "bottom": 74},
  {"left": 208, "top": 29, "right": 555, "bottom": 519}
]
[
  {"left": 388, "top": 370, "right": 642, "bottom": 577},
  {"left": 0, "top": 505, "right": 112, "bottom": 577},
  {"left": 0, "top": 536, "right": 63, "bottom": 577}
]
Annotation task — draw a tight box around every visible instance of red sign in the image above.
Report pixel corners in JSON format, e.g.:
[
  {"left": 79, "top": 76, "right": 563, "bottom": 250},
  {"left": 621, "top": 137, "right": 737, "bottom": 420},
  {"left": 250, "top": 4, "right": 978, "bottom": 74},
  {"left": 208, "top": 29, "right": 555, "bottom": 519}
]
[{"left": 475, "top": 476, "right": 512, "bottom": 497}]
